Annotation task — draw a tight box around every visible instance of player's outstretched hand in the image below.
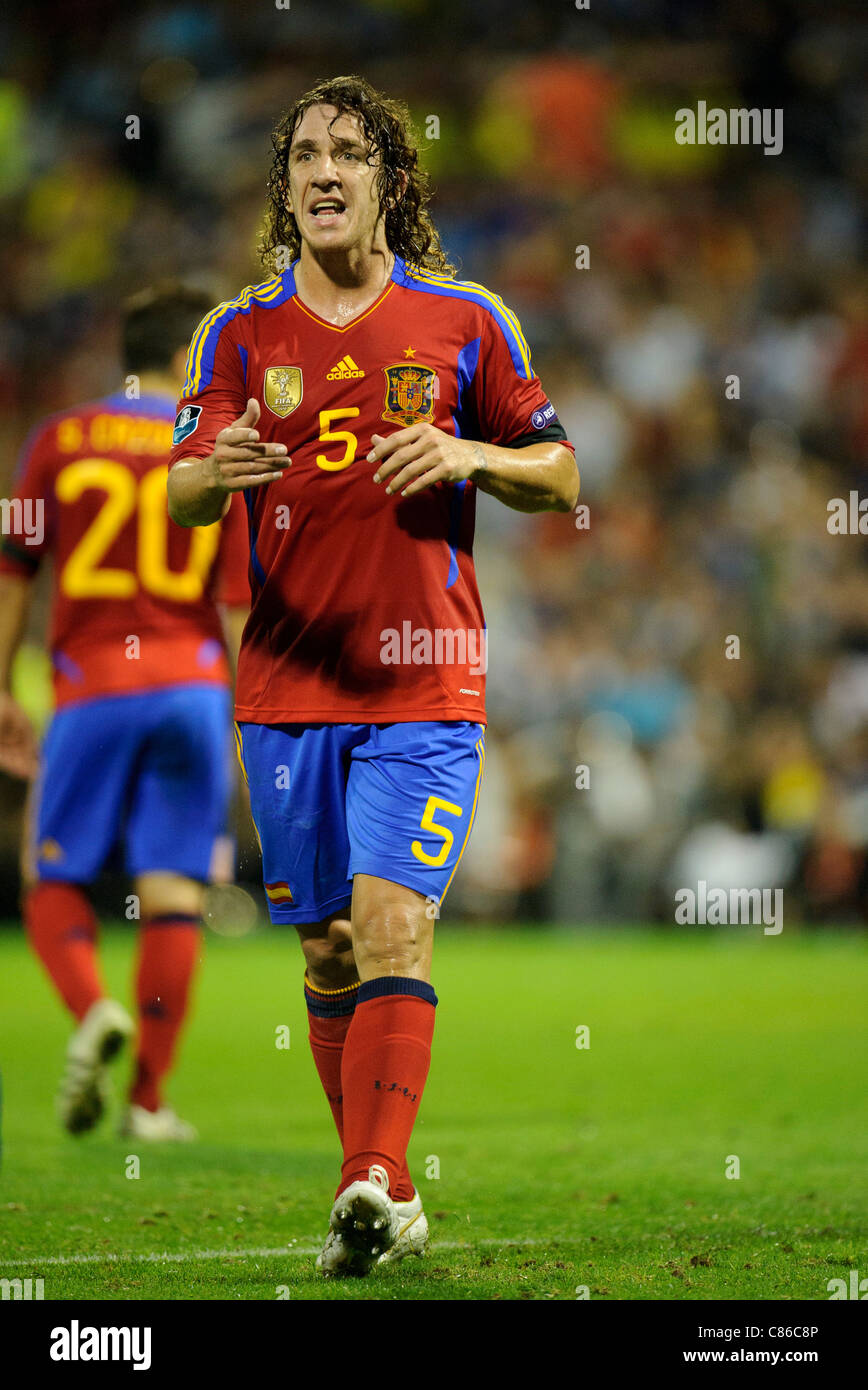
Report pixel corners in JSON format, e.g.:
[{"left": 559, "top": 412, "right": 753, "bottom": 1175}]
[
  {"left": 0, "top": 691, "right": 39, "bottom": 780},
  {"left": 209, "top": 399, "right": 291, "bottom": 493}
]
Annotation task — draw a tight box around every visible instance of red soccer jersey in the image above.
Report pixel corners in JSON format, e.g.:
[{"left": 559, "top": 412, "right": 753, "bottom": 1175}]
[
  {"left": 169, "top": 257, "right": 575, "bottom": 725},
  {"left": 0, "top": 392, "right": 249, "bottom": 708}
]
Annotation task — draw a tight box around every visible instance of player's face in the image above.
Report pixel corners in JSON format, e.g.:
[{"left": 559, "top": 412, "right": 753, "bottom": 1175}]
[{"left": 287, "top": 105, "right": 385, "bottom": 255}]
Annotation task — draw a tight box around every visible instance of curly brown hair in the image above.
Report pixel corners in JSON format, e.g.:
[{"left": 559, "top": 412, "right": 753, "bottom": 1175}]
[{"left": 259, "top": 75, "right": 455, "bottom": 277}]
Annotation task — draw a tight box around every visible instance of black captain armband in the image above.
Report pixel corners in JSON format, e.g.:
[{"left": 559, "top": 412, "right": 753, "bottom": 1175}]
[{"left": 503, "top": 420, "right": 569, "bottom": 449}]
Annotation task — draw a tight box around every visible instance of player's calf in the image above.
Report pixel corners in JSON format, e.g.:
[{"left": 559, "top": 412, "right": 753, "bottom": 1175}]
[
  {"left": 129, "top": 882, "right": 203, "bottom": 1118},
  {"left": 299, "top": 915, "right": 359, "bottom": 1144},
  {"left": 25, "top": 881, "right": 105, "bottom": 1021},
  {"left": 296, "top": 916, "right": 356, "bottom": 990}
]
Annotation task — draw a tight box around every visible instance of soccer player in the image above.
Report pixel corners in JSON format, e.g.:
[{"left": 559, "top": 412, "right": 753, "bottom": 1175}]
[
  {"left": 167, "top": 76, "right": 578, "bottom": 1272},
  {"left": 0, "top": 284, "right": 249, "bottom": 1141}
]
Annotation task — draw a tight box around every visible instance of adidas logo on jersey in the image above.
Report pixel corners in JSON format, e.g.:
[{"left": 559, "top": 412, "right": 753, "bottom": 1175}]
[{"left": 327, "top": 355, "right": 365, "bottom": 380}]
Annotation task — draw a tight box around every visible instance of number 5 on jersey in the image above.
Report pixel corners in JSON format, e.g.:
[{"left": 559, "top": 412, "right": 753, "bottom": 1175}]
[
  {"left": 412, "top": 796, "right": 464, "bottom": 867},
  {"left": 316, "top": 408, "right": 360, "bottom": 472}
]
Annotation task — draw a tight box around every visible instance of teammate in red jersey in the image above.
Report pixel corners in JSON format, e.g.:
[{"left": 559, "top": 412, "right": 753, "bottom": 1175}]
[
  {"left": 0, "top": 284, "right": 249, "bottom": 1141},
  {"left": 167, "top": 76, "right": 579, "bottom": 1271}
]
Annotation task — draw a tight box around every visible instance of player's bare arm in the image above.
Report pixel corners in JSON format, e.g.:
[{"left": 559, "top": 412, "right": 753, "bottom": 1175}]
[
  {"left": 168, "top": 398, "right": 290, "bottom": 528},
  {"left": 369, "top": 422, "right": 580, "bottom": 513},
  {"left": 0, "top": 572, "right": 39, "bottom": 779}
]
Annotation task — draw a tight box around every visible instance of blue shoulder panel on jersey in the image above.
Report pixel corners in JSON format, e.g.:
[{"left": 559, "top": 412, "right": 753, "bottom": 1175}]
[
  {"left": 237, "top": 344, "right": 249, "bottom": 391},
  {"left": 445, "top": 479, "right": 468, "bottom": 590},
  {"left": 453, "top": 336, "right": 482, "bottom": 441},
  {"left": 392, "top": 256, "right": 534, "bottom": 381},
  {"left": 182, "top": 269, "right": 298, "bottom": 398}
]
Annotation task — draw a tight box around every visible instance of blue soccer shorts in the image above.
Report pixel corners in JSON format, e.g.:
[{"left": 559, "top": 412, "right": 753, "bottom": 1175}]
[
  {"left": 29, "top": 683, "right": 233, "bottom": 885},
  {"left": 234, "top": 720, "right": 486, "bottom": 924}
]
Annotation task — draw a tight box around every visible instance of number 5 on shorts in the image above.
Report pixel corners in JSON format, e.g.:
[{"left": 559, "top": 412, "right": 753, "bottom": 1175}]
[{"left": 412, "top": 796, "right": 463, "bottom": 867}]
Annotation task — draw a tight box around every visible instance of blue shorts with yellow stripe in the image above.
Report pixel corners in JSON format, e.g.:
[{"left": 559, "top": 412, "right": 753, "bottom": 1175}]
[
  {"left": 234, "top": 721, "right": 485, "bottom": 924},
  {"left": 30, "top": 685, "right": 233, "bottom": 884}
]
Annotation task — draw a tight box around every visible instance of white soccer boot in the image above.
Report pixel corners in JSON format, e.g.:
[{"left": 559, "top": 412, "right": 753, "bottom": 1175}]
[
  {"left": 118, "top": 1104, "right": 198, "bottom": 1142},
  {"left": 316, "top": 1165, "right": 400, "bottom": 1277},
  {"left": 58, "top": 997, "right": 134, "bottom": 1135},
  {"left": 377, "top": 1189, "right": 428, "bottom": 1265}
]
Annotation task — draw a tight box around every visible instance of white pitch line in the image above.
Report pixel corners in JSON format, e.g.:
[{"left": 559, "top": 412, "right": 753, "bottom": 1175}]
[
  {"left": 3, "top": 1236, "right": 550, "bottom": 1268},
  {"left": 3, "top": 1246, "right": 316, "bottom": 1267}
]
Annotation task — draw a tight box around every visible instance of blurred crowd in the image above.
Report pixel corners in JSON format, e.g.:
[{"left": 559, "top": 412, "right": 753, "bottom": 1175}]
[{"left": 1, "top": 0, "right": 866, "bottom": 923}]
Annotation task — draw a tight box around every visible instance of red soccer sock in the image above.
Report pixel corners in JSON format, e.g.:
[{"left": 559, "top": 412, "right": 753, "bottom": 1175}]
[
  {"left": 24, "top": 881, "right": 104, "bottom": 1021},
  {"left": 304, "top": 976, "right": 359, "bottom": 1142},
  {"left": 130, "top": 914, "right": 202, "bottom": 1113},
  {"left": 305, "top": 976, "right": 416, "bottom": 1198},
  {"left": 338, "top": 978, "right": 437, "bottom": 1204}
]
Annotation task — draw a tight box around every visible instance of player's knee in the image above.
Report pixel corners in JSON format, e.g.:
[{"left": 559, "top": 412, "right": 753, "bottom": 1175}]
[
  {"left": 353, "top": 897, "right": 429, "bottom": 972},
  {"left": 135, "top": 873, "right": 204, "bottom": 921}
]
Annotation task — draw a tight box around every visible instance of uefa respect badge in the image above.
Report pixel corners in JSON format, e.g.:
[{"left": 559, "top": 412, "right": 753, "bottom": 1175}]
[{"left": 172, "top": 404, "right": 202, "bottom": 445}]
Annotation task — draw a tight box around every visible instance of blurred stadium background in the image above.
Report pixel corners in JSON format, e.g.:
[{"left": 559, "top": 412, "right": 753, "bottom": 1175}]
[{"left": 1, "top": 0, "right": 866, "bottom": 929}]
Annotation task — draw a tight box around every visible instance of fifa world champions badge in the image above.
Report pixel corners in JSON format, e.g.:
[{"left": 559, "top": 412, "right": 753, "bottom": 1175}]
[
  {"left": 263, "top": 366, "right": 303, "bottom": 418},
  {"left": 381, "top": 363, "right": 437, "bottom": 427}
]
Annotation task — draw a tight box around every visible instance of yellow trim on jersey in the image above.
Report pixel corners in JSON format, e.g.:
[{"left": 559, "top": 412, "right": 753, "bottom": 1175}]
[
  {"left": 406, "top": 269, "right": 533, "bottom": 379},
  {"left": 439, "top": 735, "right": 486, "bottom": 904},
  {"left": 291, "top": 279, "right": 395, "bottom": 333},
  {"left": 183, "top": 275, "right": 285, "bottom": 398}
]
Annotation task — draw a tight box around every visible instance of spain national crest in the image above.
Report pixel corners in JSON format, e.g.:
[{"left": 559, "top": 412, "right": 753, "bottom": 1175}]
[
  {"left": 263, "top": 366, "right": 303, "bottom": 418},
  {"left": 381, "top": 363, "right": 437, "bottom": 427}
]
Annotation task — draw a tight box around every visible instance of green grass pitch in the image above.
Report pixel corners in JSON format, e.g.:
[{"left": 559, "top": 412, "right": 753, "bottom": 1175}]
[{"left": 1, "top": 923, "right": 865, "bottom": 1300}]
